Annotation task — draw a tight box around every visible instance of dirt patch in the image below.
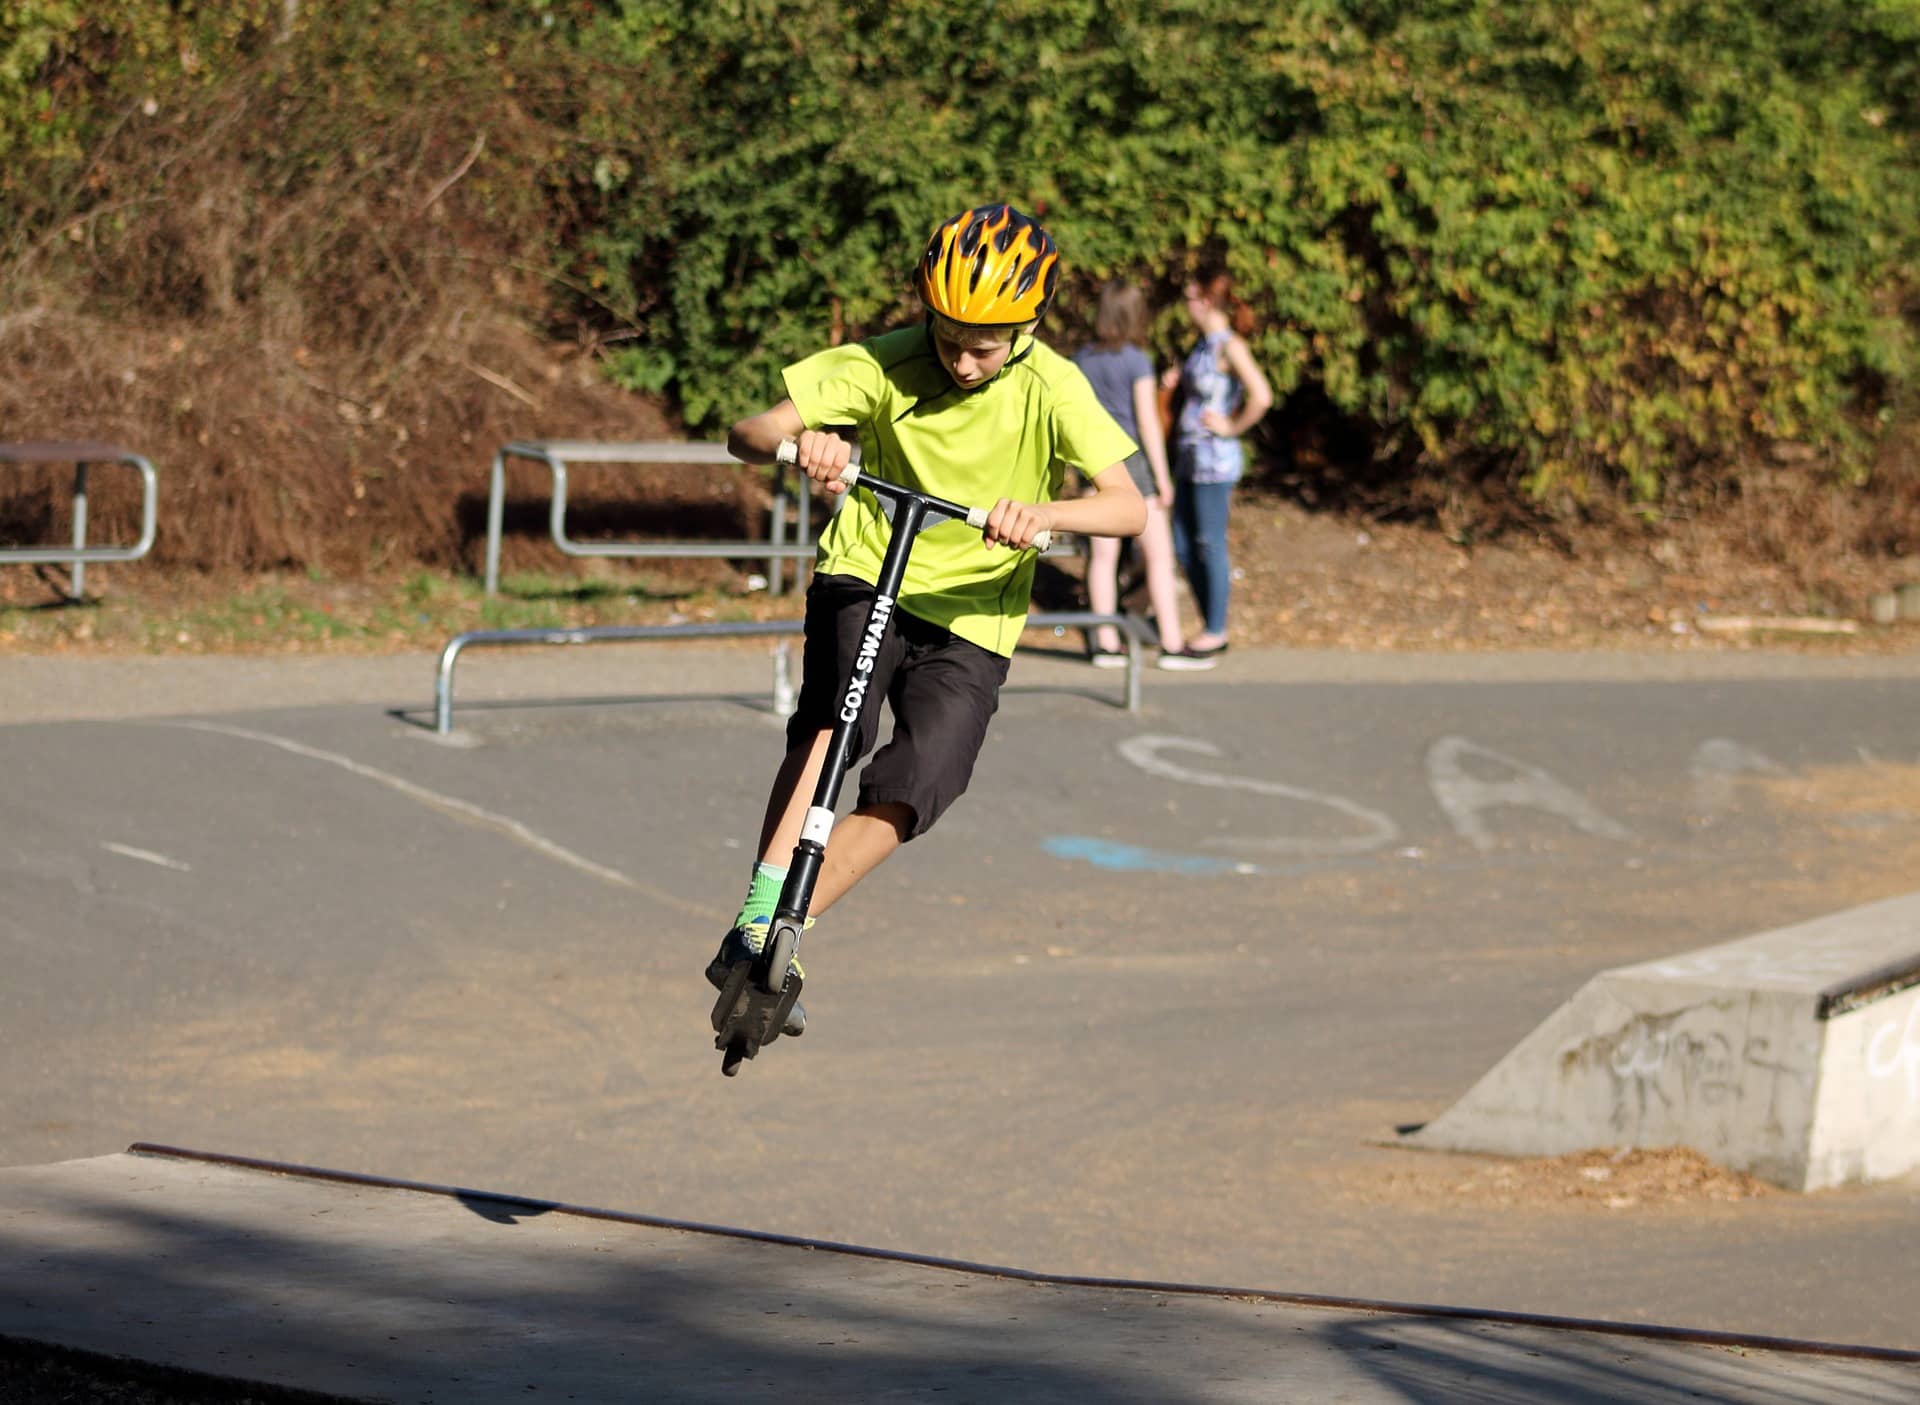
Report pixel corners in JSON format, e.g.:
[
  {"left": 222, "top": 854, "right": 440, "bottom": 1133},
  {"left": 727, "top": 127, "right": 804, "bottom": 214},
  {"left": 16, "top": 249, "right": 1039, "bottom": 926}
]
[
  {"left": 1050, "top": 481, "right": 1920, "bottom": 659},
  {"left": 1345, "top": 1146, "right": 1776, "bottom": 1214},
  {"left": 8, "top": 467, "right": 1920, "bottom": 662},
  {"left": 1759, "top": 763, "right": 1920, "bottom": 833}
]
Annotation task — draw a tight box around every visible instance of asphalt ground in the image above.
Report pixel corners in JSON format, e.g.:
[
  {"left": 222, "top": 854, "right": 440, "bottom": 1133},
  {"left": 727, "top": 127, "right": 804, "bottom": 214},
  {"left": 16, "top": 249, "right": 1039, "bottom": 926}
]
[
  {"left": 4, "top": 642, "right": 1919, "bottom": 1350},
  {"left": 6, "top": 1150, "right": 1916, "bottom": 1405}
]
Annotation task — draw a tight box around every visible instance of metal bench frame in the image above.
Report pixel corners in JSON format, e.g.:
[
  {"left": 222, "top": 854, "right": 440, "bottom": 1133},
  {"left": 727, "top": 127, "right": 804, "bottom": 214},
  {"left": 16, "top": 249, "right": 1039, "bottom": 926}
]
[
  {"left": 0, "top": 441, "right": 158, "bottom": 600},
  {"left": 482, "top": 440, "right": 823, "bottom": 598}
]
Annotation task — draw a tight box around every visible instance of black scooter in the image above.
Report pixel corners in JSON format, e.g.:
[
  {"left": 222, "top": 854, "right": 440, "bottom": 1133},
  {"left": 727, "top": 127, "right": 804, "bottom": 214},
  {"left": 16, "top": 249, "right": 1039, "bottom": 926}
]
[{"left": 711, "top": 438, "right": 1051, "bottom": 1076}]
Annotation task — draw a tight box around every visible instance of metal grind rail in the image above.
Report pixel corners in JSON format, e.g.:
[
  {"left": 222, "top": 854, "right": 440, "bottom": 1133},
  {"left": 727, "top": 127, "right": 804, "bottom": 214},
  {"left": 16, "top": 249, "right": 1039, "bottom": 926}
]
[
  {"left": 432, "top": 610, "right": 1151, "bottom": 735},
  {"left": 0, "top": 441, "right": 158, "bottom": 600}
]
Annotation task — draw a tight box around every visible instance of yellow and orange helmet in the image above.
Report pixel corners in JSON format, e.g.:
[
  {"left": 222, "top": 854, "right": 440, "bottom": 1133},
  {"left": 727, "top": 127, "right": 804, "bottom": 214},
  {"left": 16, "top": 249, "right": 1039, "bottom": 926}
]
[{"left": 916, "top": 204, "right": 1060, "bottom": 330}]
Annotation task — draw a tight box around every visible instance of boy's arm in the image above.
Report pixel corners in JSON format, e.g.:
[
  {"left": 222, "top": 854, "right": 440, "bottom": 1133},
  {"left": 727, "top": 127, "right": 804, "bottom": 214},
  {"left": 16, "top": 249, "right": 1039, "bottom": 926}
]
[
  {"left": 983, "top": 462, "right": 1145, "bottom": 550},
  {"left": 728, "top": 400, "right": 856, "bottom": 495},
  {"left": 727, "top": 400, "right": 805, "bottom": 464}
]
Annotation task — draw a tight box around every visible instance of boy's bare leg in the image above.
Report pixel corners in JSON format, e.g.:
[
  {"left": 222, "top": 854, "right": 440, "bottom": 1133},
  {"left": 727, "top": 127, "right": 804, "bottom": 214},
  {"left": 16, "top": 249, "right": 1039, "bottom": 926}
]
[
  {"left": 756, "top": 730, "right": 833, "bottom": 859},
  {"left": 810, "top": 804, "right": 910, "bottom": 914},
  {"left": 756, "top": 730, "right": 911, "bottom": 914}
]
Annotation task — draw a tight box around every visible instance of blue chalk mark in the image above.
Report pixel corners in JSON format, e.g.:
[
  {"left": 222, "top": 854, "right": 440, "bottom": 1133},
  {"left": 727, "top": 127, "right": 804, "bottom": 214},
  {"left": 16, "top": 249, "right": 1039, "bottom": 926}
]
[{"left": 1044, "top": 835, "right": 1259, "bottom": 876}]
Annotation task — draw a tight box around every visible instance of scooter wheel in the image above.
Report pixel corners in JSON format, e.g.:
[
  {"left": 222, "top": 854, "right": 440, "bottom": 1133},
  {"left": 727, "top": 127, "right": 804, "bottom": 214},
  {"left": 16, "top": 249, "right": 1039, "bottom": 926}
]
[{"left": 761, "top": 927, "right": 798, "bottom": 996}]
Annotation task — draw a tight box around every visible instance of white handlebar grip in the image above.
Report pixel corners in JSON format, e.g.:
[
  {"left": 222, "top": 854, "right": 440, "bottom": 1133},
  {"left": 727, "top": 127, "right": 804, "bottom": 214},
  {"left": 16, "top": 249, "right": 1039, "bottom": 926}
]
[
  {"left": 776, "top": 437, "right": 861, "bottom": 484},
  {"left": 964, "top": 506, "right": 1051, "bottom": 552}
]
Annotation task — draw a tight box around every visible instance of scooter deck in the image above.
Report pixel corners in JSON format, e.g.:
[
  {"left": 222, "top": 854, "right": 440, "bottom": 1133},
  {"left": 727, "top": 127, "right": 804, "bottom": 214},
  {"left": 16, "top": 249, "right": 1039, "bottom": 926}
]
[{"left": 710, "top": 957, "right": 802, "bottom": 1077}]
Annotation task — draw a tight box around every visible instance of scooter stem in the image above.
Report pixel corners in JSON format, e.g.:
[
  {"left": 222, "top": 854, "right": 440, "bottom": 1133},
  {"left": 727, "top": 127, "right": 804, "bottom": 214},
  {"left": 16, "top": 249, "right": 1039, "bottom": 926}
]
[{"left": 769, "top": 437, "right": 1025, "bottom": 929}]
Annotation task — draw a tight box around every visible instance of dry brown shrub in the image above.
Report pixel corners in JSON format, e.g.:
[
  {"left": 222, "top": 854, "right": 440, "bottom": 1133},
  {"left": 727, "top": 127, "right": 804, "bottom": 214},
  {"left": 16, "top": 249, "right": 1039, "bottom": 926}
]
[{"left": 0, "top": 18, "right": 717, "bottom": 582}]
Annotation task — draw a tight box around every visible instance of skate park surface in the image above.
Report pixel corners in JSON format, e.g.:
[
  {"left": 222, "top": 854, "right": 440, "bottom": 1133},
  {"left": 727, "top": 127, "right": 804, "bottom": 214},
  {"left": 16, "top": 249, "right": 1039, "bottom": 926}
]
[{"left": 4, "top": 641, "right": 1920, "bottom": 1399}]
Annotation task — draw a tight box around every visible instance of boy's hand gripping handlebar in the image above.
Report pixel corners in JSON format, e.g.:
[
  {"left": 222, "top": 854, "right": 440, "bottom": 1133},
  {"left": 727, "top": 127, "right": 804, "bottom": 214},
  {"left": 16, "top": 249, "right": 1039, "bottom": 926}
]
[{"left": 776, "top": 438, "right": 1052, "bottom": 552}]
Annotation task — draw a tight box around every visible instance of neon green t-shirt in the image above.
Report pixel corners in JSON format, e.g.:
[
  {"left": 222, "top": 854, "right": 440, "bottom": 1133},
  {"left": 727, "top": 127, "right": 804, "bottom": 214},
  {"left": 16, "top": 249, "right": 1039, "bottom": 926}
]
[{"left": 783, "top": 323, "right": 1137, "bottom": 656}]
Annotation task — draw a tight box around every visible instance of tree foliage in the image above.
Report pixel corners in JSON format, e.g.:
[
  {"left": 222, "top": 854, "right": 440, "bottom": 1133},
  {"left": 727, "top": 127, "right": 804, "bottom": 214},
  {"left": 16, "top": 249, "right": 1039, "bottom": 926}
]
[
  {"left": 5, "top": 0, "right": 1915, "bottom": 509},
  {"left": 583, "top": 0, "right": 1918, "bottom": 503}
]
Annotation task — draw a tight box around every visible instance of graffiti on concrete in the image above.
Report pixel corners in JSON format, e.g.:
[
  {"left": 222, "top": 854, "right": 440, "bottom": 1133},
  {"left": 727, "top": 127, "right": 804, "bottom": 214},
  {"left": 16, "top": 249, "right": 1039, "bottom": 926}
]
[
  {"left": 1866, "top": 1000, "right": 1920, "bottom": 1106},
  {"left": 1559, "top": 1009, "right": 1746, "bottom": 1135}
]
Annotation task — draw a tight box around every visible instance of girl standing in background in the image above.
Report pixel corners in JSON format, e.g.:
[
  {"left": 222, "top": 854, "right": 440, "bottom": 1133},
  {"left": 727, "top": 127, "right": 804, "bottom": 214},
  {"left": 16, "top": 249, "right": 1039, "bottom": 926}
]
[
  {"left": 1073, "top": 282, "right": 1214, "bottom": 669},
  {"left": 1163, "top": 268, "right": 1272, "bottom": 658}
]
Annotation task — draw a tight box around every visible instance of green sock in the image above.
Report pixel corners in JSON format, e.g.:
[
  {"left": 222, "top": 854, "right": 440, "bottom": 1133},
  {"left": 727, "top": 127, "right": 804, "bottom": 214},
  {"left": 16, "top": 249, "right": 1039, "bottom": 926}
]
[{"left": 734, "top": 862, "right": 787, "bottom": 928}]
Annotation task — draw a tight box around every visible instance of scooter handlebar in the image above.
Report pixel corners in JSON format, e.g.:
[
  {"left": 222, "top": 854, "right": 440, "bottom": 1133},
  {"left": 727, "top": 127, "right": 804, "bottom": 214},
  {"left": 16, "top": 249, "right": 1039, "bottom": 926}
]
[{"left": 776, "top": 438, "right": 1051, "bottom": 552}]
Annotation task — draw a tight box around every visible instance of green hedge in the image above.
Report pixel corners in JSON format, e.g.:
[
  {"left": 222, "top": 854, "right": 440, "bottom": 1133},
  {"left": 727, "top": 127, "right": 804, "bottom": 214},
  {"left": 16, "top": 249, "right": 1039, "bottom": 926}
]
[
  {"left": 584, "top": 0, "right": 1917, "bottom": 503},
  {"left": 7, "top": 1, "right": 1915, "bottom": 507}
]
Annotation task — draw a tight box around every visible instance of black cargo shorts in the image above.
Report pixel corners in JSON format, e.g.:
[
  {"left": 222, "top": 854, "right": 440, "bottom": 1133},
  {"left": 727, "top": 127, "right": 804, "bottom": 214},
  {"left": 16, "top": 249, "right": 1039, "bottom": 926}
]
[{"left": 787, "top": 573, "right": 1011, "bottom": 840}]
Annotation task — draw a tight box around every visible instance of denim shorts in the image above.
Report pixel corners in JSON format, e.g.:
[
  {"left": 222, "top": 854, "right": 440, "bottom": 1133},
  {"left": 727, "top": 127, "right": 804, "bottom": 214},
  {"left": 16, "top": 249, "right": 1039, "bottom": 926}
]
[{"left": 787, "top": 574, "right": 1010, "bottom": 840}]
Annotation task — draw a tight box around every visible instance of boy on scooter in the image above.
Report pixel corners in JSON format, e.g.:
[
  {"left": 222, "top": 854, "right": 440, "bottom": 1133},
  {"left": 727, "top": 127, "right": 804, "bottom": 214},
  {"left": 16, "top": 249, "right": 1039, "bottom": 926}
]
[{"left": 715, "top": 203, "right": 1148, "bottom": 1035}]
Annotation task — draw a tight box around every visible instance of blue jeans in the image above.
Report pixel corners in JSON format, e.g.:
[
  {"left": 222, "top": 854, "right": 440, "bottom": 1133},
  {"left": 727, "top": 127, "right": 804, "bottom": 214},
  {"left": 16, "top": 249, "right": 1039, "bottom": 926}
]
[{"left": 1171, "top": 477, "right": 1233, "bottom": 637}]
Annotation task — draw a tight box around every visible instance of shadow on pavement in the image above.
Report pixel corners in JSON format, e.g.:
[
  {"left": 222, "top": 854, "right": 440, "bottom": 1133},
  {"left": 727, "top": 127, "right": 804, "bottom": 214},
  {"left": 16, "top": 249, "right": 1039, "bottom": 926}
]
[{"left": 3, "top": 1152, "right": 1912, "bottom": 1404}]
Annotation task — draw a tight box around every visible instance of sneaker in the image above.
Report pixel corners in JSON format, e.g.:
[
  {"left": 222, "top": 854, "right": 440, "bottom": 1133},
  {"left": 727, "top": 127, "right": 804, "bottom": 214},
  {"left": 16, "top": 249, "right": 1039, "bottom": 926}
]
[
  {"left": 1157, "top": 647, "right": 1218, "bottom": 671},
  {"left": 1089, "top": 647, "right": 1128, "bottom": 669},
  {"left": 706, "top": 916, "right": 809, "bottom": 1036}
]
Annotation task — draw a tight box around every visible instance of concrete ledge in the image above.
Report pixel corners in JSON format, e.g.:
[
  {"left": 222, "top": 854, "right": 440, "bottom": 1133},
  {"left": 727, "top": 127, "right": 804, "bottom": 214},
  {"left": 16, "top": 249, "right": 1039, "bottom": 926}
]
[
  {"left": 1, "top": 1148, "right": 1916, "bottom": 1403},
  {"left": 1407, "top": 891, "right": 1920, "bottom": 1190}
]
